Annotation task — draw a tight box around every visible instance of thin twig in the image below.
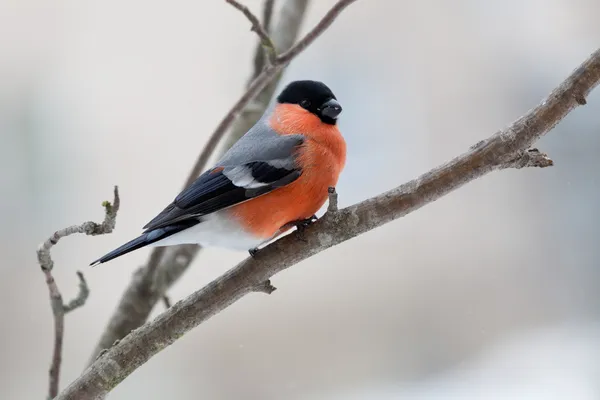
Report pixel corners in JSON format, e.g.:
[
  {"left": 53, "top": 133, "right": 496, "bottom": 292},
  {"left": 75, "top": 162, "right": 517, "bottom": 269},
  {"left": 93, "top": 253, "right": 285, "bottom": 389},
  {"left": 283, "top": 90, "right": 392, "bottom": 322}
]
[
  {"left": 327, "top": 187, "right": 338, "bottom": 213},
  {"left": 251, "top": 0, "right": 277, "bottom": 81},
  {"left": 63, "top": 272, "right": 90, "bottom": 313},
  {"left": 37, "top": 186, "right": 119, "bottom": 399},
  {"left": 263, "top": 0, "right": 275, "bottom": 32},
  {"left": 58, "top": 47, "right": 600, "bottom": 400},
  {"left": 162, "top": 295, "right": 172, "bottom": 309},
  {"left": 226, "top": 0, "right": 277, "bottom": 65}
]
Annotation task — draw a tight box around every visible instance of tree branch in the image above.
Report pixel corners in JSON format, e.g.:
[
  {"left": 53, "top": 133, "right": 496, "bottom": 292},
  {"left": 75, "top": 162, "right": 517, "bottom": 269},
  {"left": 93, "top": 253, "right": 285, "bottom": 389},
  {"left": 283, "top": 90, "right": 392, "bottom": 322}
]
[
  {"left": 58, "top": 48, "right": 600, "bottom": 400},
  {"left": 226, "top": 0, "right": 277, "bottom": 65},
  {"left": 37, "top": 186, "right": 119, "bottom": 399},
  {"left": 262, "top": 0, "right": 275, "bottom": 33},
  {"left": 248, "top": 0, "right": 276, "bottom": 81}
]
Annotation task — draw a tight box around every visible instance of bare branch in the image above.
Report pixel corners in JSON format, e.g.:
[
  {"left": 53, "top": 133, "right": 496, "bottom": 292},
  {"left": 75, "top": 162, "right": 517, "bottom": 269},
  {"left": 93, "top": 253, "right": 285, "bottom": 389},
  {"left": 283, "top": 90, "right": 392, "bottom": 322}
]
[
  {"left": 37, "top": 187, "right": 119, "bottom": 399},
  {"left": 63, "top": 272, "right": 90, "bottom": 313},
  {"left": 227, "top": 0, "right": 277, "bottom": 65},
  {"left": 58, "top": 48, "right": 600, "bottom": 400},
  {"left": 38, "top": 186, "right": 120, "bottom": 271},
  {"left": 43, "top": 270, "right": 65, "bottom": 400},
  {"left": 263, "top": 0, "right": 275, "bottom": 32},
  {"left": 162, "top": 295, "right": 172, "bottom": 309},
  {"left": 251, "top": 0, "right": 277, "bottom": 81}
]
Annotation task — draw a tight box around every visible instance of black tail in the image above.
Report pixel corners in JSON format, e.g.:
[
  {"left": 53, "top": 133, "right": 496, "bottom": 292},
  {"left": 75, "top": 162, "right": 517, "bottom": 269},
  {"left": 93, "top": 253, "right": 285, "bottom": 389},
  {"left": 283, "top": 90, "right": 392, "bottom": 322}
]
[{"left": 90, "top": 220, "right": 200, "bottom": 266}]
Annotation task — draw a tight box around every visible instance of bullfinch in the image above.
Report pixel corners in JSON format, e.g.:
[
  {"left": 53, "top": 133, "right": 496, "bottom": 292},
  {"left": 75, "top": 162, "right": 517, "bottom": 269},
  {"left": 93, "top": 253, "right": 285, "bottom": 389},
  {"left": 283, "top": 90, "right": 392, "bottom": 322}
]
[{"left": 91, "top": 80, "right": 346, "bottom": 265}]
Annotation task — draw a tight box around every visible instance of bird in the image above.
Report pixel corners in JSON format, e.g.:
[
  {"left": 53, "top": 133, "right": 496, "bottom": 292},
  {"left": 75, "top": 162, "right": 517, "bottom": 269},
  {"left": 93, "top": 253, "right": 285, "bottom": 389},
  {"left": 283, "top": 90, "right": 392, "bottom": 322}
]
[{"left": 91, "top": 80, "right": 346, "bottom": 266}]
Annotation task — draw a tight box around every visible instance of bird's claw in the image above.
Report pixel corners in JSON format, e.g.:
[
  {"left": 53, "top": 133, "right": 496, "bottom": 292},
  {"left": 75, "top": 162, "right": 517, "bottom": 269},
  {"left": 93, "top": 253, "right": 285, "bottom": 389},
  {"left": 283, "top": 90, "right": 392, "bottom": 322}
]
[
  {"left": 294, "top": 215, "right": 317, "bottom": 242},
  {"left": 248, "top": 247, "right": 259, "bottom": 258}
]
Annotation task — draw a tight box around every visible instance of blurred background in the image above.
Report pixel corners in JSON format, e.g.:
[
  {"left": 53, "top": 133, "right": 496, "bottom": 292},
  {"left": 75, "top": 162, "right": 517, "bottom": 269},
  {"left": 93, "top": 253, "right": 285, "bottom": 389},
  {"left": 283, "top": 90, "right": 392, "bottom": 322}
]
[{"left": 2, "top": 0, "right": 600, "bottom": 398}]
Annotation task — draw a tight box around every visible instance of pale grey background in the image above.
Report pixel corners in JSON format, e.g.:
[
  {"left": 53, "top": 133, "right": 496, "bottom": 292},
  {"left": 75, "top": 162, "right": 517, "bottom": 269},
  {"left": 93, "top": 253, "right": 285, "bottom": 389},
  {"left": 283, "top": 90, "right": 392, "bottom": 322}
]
[{"left": 1, "top": 0, "right": 600, "bottom": 399}]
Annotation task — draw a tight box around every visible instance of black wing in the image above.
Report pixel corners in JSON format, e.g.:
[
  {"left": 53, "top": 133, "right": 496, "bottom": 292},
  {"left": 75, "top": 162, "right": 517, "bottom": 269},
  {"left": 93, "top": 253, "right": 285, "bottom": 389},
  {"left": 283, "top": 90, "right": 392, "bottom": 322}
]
[{"left": 142, "top": 161, "right": 301, "bottom": 231}]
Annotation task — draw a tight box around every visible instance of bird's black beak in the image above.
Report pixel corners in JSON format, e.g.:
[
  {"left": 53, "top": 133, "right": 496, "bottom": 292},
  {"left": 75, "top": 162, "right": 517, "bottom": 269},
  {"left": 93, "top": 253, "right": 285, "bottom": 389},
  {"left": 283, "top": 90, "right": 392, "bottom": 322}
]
[{"left": 320, "top": 98, "right": 342, "bottom": 119}]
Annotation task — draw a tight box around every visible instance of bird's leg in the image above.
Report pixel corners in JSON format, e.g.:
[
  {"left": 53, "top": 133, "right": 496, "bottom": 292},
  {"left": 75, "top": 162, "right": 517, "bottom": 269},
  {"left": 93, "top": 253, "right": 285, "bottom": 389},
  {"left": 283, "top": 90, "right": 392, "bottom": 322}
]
[{"left": 292, "top": 214, "right": 318, "bottom": 242}]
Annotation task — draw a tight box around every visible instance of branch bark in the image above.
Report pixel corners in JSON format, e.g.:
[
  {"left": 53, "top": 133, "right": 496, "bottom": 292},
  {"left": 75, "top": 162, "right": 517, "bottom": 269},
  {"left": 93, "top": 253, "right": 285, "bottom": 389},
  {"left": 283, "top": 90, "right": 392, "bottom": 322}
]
[
  {"left": 251, "top": 0, "right": 276, "bottom": 80},
  {"left": 58, "top": 48, "right": 600, "bottom": 400},
  {"left": 89, "top": 0, "right": 356, "bottom": 362},
  {"left": 36, "top": 186, "right": 119, "bottom": 399}
]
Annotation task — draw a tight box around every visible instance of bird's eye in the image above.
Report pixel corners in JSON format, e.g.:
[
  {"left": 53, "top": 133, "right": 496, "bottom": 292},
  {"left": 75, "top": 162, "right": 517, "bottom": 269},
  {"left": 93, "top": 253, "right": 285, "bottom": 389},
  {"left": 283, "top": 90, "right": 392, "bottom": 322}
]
[{"left": 300, "top": 99, "right": 311, "bottom": 109}]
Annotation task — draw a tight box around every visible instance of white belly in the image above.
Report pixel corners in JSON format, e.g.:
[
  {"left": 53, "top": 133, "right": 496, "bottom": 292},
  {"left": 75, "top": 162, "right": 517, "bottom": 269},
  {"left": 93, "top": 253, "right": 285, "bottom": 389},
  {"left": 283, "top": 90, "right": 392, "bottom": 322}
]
[{"left": 148, "top": 211, "right": 265, "bottom": 251}]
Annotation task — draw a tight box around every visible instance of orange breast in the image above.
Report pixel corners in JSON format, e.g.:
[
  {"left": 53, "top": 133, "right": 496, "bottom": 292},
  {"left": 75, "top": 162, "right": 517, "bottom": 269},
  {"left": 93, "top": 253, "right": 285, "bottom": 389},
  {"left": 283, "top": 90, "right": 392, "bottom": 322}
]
[{"left": 228, "top": 104, "right": 346, "bottom": 239}]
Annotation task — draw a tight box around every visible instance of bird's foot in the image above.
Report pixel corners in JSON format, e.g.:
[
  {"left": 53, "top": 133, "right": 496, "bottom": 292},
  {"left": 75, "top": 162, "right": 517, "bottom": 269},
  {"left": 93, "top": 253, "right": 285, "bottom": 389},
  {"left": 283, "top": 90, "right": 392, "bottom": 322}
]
[
  {"left": 248, "top": 247, "right": 259, "bottom": 258},
  {"left": 293, "top": 215, "right": 318, "bottom": 242}
]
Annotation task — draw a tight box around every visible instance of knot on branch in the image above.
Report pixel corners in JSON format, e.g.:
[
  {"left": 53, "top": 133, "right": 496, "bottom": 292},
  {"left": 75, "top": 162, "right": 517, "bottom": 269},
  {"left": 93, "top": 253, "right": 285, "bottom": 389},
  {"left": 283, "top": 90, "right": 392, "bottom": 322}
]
[
  {"left": 503, "top": 148, "right": 554, "bottom": 169},
  {"left": 254, "top": 280, "right": 277, "bottom": 294},
  {"left": 574, "top": 93, "right": 588, "bottom": 105},
  {"left": 95, "top": 348, "right": 109, "bottom": 361},
  {"left": 327, "top": 187, "right": 338, "bottom": 213}
]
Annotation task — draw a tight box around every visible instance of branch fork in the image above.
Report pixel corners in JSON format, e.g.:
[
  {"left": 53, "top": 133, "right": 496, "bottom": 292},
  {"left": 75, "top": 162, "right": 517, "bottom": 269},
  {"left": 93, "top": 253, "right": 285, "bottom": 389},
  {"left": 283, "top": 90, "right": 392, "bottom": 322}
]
[
  {"left": 253, "top": 280, "right": 277, "bottom": 294},
  {"left": 226, "top": 0, "right": 277, "bottom": 65}
]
